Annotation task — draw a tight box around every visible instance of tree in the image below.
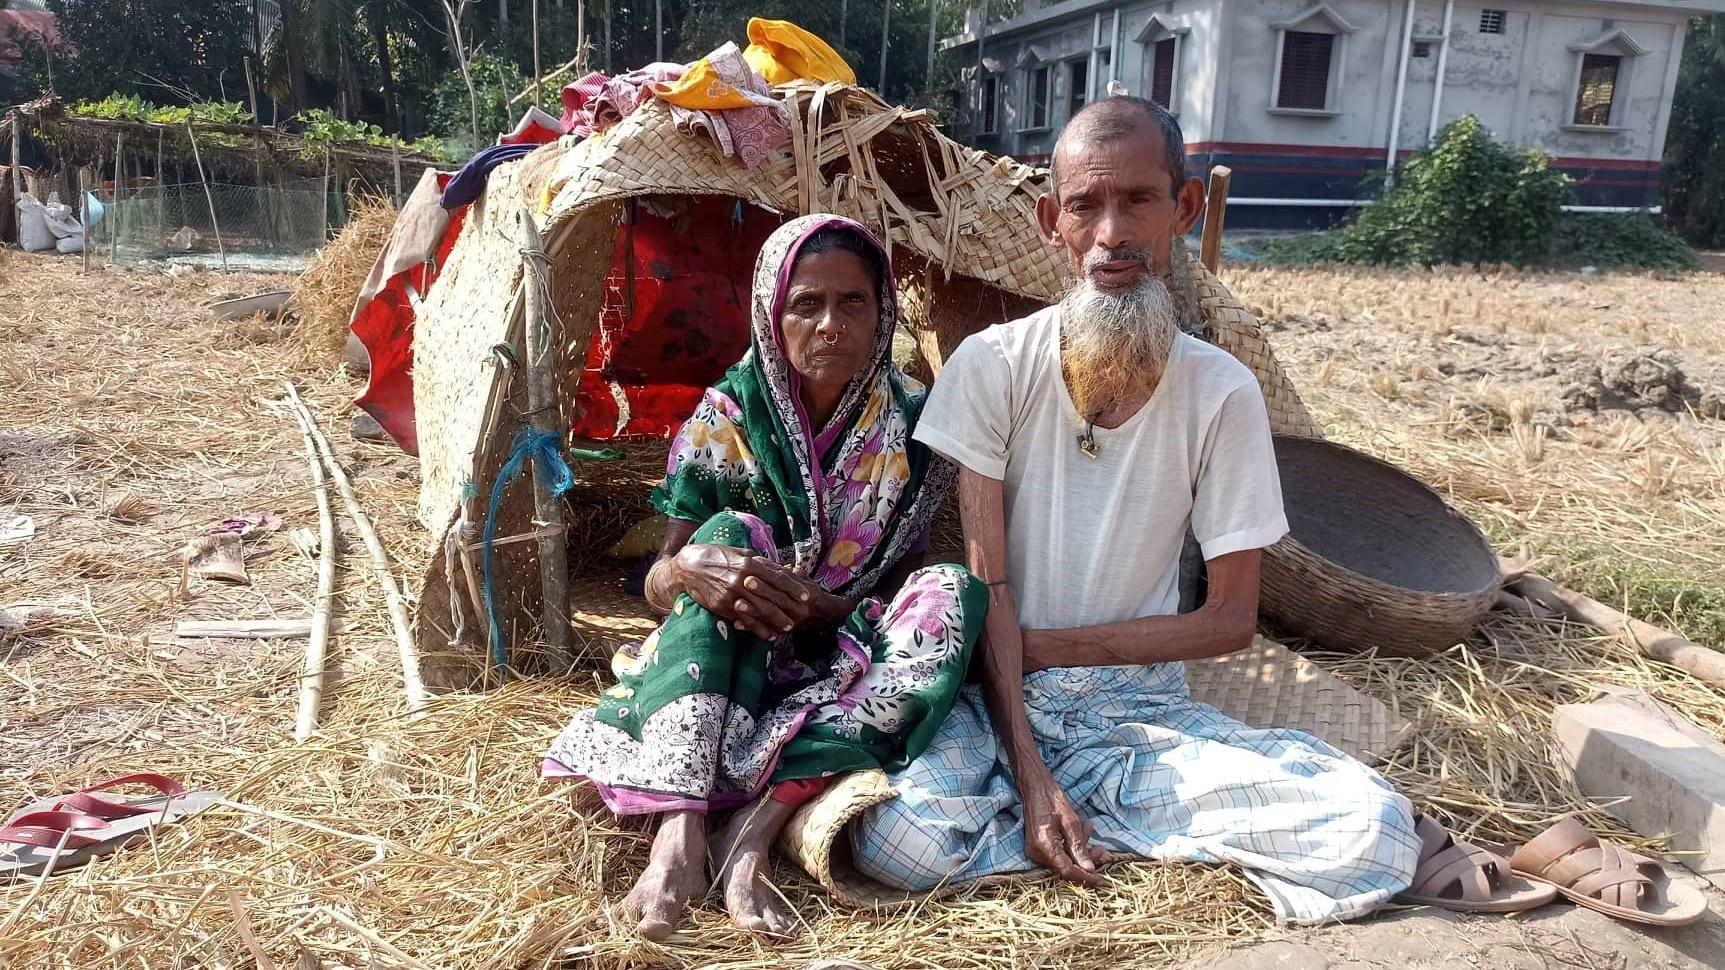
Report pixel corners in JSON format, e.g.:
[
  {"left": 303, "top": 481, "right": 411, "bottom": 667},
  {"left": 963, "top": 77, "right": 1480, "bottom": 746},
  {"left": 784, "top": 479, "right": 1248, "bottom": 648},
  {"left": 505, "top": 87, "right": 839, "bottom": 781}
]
[
  {"left": 38, "top": 0, "right": 255, "bottom": 103},
  {"left": 1665, "top": 15, "right": 1725, "bottom": 247}
]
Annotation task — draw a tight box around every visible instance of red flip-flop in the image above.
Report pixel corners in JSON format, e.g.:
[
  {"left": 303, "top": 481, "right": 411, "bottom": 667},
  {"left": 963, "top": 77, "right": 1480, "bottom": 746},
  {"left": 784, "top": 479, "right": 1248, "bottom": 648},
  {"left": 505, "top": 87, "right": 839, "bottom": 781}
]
[
  {"left": 0, "top": 810, "right": 118, "bottom": 880},
  {"left": 7, "top": 772, "right": 222, "bottom": 827}
]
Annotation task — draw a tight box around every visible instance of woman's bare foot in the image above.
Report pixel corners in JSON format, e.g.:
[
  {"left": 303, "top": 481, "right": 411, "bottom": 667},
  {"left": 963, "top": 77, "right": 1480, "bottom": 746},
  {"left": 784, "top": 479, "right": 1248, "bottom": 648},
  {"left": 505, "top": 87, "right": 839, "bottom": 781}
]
[
  {"left": 621, "top": 811, "right": 709, "bottom": 941},
  {"left": 712, "top": 793, "right": 801, "bottom": 937}
]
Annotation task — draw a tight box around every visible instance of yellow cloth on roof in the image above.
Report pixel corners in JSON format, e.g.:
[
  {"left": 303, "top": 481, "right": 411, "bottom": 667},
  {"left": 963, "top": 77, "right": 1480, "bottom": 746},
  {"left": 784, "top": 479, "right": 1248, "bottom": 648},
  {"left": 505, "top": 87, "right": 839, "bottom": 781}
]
[
  {"left": 742, "top": 18, "right": 856, "bottom": 85},
  {"left": 653, "top": 56, "right": 768, "bottom": 111}
]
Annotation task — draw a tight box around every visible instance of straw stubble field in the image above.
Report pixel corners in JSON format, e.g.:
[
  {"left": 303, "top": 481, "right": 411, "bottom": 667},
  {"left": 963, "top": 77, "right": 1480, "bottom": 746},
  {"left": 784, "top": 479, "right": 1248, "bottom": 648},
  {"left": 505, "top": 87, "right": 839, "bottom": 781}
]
[{"left": 1, "top": 250, "right": 1723, "bottom": 970}]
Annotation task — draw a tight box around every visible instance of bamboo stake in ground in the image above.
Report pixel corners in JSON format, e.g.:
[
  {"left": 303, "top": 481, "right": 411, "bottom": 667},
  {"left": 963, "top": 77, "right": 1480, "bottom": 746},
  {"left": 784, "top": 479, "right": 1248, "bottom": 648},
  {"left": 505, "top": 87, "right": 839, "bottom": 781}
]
[
  {"left": 1199, "top": 165, "right": 1232, "bottom": 274},
  {"left": 1507, "top": 569, "right": 1725, "bottom": 690},
  {"left": 184, "top": 120, "right": 228, "bottom": 271},
  {"left": 519, "top": 208, "right": 574, "bottom": 671},
  {"left": 287, "top": 384, "right": 339, "bottom": 742},
  {"left": 284, "top": 381, "right": 428, "bottom": 717}
]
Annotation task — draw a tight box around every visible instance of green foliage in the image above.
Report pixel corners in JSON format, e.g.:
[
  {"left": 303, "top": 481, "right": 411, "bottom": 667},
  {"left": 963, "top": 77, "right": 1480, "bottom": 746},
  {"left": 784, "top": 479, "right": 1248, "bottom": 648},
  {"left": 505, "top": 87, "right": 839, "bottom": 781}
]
[
  {"left": 1322, "top": 116, "right": 1572, "bottom": 267},
  {"left": 428, "top": 52, "right": 530, "bottom": 157},
  {"left": 1549, "top": 212, "right": 1703, "bottom": 270},
  {"left": 1664, "top": 15, "right": 1725, "bottom": 248},
  {"left": 72, "top": 95, "right": 252, "bottom": 126}
]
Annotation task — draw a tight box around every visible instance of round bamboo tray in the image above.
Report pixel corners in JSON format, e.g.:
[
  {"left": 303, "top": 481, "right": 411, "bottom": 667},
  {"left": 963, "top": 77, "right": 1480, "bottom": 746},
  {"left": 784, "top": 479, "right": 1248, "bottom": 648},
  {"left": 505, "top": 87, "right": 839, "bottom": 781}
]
[{"left": 1261, "top": 436, "right": 1500, "bottom": 657}]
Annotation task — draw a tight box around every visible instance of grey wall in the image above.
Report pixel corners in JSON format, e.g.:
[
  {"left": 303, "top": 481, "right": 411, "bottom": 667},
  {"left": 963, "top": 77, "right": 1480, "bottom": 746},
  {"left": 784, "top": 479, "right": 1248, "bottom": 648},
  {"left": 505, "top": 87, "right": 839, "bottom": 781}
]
[{"left": 962, "top": 0, "right": 1689, "bottom": 175}]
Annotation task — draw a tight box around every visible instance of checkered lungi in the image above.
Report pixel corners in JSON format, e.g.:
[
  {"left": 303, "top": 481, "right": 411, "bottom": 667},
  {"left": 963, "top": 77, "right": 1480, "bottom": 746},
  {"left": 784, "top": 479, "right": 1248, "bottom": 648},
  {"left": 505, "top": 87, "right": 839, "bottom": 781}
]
[{"left": 848, "top": 663, "right": 1421, "bottom": 924}]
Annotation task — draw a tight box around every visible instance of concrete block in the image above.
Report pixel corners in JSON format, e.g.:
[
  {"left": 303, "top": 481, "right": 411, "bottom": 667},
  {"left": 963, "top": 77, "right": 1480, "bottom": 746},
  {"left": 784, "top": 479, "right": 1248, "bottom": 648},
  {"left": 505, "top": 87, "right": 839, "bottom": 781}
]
[{"left": 1553, "top": 687, "right": 1725, "bottom": 890}]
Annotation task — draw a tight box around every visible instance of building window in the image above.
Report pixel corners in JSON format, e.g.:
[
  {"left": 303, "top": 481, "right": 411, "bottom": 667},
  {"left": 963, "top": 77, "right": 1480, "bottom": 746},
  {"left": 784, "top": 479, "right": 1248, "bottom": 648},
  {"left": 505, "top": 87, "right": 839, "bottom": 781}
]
[
  {"left": 1150, "top": 37, "right": 1177, "bottom": 108},
  {"left": 1573, "top": 53, "right": 1620, "bottom": 126},
  {"left": 1067, "top": 59, "right": 1089, "bottom": 118},
  {"left": 1479, "top": 9, "right": 1505, "bottom": 34},
  {"left": 1276, "top": 31, "right": 1335, "bottom": 110},
  {"left": 1027, "top": 64, "right": 1051, "bottom": 129},
  {"left": 1412, "top": 40, "right": 1432, "bottom": 58},
  {"left": 979, "top": 76, "right": 998, "bottom": 134}
]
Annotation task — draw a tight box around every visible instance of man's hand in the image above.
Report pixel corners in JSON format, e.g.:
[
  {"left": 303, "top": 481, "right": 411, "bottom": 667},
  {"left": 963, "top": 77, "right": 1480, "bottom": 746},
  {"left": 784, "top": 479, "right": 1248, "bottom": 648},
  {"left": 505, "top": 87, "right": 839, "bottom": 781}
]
[
  {"left": 1019, "top": 765, "right": 1100, "bottom": 885},
  {"left": 671, "top": 544, "right": 817, "bottom": 638}
]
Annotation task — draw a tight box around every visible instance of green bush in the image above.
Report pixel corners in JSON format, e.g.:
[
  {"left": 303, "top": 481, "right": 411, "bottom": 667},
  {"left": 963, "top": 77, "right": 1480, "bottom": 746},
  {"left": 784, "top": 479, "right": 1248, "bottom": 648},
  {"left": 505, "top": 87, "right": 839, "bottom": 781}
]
[
  {"left": 1549, "top": 212, "right": 1703, "bottom": 270},
  {"left": 1322, "top": 116, "right": 1572, "bottom": 267}
]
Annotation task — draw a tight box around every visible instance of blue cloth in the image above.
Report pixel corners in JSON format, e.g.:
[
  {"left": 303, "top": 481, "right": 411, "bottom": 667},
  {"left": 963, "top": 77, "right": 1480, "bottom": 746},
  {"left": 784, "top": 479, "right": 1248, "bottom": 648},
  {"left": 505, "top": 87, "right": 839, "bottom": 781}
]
[
  {"left": 481, "top": 429, "right": 576, "bottom": 667},
  {"left": 440, "top": 143, "right": 537, "bottom": 210},
  {"left": 849, "top": 663, "right": 1421, "bottom": 925}
]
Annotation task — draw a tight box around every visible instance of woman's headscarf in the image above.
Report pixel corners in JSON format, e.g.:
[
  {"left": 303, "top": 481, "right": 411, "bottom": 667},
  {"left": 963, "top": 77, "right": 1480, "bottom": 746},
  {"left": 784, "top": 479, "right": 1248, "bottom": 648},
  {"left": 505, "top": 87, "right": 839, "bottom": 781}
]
[{"left": 651, "top": 214, "right": 954, "bottom": 597}]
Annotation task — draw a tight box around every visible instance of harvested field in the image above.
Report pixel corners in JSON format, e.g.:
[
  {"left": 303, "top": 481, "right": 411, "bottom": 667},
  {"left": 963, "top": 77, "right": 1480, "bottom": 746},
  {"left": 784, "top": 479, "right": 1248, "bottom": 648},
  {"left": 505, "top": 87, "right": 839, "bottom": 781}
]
[{"left": 2, "top": 250, "right": 1723, "bottom": 969}]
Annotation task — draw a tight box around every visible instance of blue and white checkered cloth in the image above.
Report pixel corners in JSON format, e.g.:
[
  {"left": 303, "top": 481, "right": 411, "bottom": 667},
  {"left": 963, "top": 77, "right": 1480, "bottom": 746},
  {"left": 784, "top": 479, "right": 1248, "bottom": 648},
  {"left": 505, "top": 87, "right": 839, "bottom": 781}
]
[{"left": 849, "top": 663, "right": 1421, "bottom": 924}]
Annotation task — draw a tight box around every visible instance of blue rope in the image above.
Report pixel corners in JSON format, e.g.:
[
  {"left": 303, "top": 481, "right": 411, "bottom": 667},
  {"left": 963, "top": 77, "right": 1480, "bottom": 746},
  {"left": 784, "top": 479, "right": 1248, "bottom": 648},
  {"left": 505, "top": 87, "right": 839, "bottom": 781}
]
[{"left": 482, "top": 429, "right": 576, "bottom": 670}]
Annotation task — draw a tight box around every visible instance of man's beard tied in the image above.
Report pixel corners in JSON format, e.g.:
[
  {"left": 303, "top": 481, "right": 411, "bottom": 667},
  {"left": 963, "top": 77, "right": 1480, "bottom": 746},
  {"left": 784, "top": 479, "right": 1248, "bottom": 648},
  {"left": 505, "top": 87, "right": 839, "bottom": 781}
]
[{"left": 1059, "top": 249, "right": 1179, "bottom": 417}]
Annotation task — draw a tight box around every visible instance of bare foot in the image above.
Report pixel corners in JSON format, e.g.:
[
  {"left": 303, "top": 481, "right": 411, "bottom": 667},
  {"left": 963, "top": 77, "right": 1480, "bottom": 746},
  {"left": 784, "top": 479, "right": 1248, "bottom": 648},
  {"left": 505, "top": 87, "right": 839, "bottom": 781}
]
[
  {"left": 621, "top": 811, "right": 709, "bottom": 941},
  {"left": 713, "top": 794, "right": 801, "bottom": 937}
]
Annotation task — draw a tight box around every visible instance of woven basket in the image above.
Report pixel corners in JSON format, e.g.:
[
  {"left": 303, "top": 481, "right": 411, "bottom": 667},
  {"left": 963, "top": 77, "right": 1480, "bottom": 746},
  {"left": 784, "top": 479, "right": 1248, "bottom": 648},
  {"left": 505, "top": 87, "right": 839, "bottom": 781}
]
[{"left": 1260, "top": 436, "right": 1501, "bottom": 657}]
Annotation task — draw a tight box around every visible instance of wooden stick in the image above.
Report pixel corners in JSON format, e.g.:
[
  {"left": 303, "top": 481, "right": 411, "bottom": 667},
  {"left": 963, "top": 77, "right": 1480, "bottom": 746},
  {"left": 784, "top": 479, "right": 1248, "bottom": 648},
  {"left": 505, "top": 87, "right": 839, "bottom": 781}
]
[
  {"left": 176, "top": 618, "right": 351, "bottom": 639},
  {"left": 1507, "top": 569, "right": 1725, "bottom": 690},
  {"left": 289, "top": 386, "right": 339, "bottom": 743},
  {"left": 518, "top": 208, "right": 574, "bottom": 671},
  {"left": 185, "top": 120, "right": 228, "bottom": 271},
  {"left": 391, "top": 137, "right": 403, "bottom": 208},
  {"left": 1199, "top": 164, "right": 1232, "bottom": 274},
  {"left": 283, "top": 381, "right": 428, "bottom": 716}
]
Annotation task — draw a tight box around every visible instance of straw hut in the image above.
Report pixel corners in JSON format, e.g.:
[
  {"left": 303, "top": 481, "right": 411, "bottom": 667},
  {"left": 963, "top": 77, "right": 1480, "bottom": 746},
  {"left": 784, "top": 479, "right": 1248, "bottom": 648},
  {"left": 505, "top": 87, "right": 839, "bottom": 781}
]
[{"left": 399, "top": 80, "right": 1321, "bottom": 693}]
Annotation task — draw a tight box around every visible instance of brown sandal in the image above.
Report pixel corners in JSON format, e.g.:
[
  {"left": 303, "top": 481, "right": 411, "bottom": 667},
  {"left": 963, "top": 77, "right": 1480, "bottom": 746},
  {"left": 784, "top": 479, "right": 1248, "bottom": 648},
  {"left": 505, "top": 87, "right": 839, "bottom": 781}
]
[
  {"left": 1510, "top": 817, "right": 1707, "bottom": 926},
  {"left": 1397, "top": 815, "right": 1558, "bottom": 913}
]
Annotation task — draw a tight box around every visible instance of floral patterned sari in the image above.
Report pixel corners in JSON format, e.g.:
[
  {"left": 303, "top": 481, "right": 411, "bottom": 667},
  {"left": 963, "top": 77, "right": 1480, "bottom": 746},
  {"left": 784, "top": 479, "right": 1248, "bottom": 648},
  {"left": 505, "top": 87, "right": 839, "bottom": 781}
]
[{"left": 542, "top": 215, "right": 982, "bottom": 815}]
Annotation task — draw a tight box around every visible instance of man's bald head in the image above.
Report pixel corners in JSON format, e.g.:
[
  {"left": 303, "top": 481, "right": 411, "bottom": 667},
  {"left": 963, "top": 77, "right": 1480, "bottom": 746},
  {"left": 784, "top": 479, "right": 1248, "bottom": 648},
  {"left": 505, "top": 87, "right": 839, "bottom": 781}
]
[{"left": 1051, "top": 96, "right": 1187, "bottom": 198}]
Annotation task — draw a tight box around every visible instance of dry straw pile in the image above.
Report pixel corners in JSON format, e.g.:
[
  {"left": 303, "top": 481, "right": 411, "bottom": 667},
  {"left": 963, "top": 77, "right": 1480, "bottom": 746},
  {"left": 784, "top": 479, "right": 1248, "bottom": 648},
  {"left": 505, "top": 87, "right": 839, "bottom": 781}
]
[{"left": 288, "top": 196, "right": 398, "bottom": 367}]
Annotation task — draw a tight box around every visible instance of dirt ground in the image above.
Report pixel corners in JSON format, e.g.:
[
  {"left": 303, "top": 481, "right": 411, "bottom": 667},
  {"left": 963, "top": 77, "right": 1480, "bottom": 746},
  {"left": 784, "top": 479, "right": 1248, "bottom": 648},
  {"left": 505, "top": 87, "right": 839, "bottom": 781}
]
[{"left": 3, "top": 250, "right": 1725, "bottom": 968}]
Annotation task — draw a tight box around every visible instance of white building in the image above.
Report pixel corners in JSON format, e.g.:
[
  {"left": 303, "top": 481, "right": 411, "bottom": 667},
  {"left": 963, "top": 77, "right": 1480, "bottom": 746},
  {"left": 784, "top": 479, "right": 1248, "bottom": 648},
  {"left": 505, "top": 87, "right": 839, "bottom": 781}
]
[{"left": 943, "top": 0, "right": 1722, "bottom": 224}]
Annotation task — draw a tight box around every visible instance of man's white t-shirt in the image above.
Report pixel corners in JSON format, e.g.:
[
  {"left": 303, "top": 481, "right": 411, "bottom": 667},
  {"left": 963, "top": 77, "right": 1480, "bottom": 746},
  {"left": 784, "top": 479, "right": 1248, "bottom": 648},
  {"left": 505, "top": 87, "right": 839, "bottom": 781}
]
[{"left": 914, "top": 305, "right": 1289, "bottom": 631}]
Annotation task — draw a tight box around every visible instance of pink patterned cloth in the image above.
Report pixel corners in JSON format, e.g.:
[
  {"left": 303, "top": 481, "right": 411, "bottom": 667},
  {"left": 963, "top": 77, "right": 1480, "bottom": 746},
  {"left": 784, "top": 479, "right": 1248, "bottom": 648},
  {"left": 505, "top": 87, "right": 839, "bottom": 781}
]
[
  {"left": 559, "top": 63, "right": 687, "bottom": 138},
  {"left": 664, "top": 43, "right": 791, "bottom": 169}
]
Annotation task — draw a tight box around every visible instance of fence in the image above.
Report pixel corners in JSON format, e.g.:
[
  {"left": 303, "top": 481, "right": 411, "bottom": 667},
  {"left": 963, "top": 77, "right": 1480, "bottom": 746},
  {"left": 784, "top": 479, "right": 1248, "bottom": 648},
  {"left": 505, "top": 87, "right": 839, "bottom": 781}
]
[{"left": 90, "top": 180, "right": 348, "bottom": 270}]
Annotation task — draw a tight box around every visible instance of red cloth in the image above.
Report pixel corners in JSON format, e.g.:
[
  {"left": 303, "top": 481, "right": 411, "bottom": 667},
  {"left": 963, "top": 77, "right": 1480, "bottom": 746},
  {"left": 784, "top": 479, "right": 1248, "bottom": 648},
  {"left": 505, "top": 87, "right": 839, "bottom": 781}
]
[
  {"left": 352, "top": 193, "right": 783, "bottom": 453},
  {"left": 568, "top": 197, "right": 784, "bottom": 439},
  {"left": 351, "top": 172, "right": 465, "bottom": 455},
  {"left": 769, "top": 776, "right": 830, "bottom": 807}
]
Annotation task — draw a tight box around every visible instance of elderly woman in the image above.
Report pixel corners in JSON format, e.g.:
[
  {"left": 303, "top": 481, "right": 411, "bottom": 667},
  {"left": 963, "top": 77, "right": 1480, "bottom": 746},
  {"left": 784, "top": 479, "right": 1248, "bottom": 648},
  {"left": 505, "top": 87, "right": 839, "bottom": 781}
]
[{"left": 543, "top": 215, "right": 985, "bottom": 939}]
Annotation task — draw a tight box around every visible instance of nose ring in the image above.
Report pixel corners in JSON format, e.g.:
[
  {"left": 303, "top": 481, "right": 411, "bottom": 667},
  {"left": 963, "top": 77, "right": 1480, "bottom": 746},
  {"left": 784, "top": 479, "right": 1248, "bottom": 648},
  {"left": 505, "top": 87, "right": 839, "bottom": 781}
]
[{"left": 821, "top": 329, "right": 842, "bottom": 346}]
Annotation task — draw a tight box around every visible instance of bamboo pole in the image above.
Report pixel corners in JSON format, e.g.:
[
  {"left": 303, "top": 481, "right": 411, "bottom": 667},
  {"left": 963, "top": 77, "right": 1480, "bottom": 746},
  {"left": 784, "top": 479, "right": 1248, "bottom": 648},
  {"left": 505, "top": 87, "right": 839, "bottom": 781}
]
[
  {"left": 78, "top": 169, "right": 89, "bottom": 273},
  {"left": 1198, "top": 164, "right": 1232, "bottom": 274},
  {"left": 283, "top": 382, "right": 429, "bottom": 717},
  {"left": 518, "top": 208, "right": 574, "bottom": 671},
  {"left": 1507, "top": 569, "right": 1725, "bottom": 690},
  {"left": 9, "top": 108, "right": 20, "bottom": 203},
  {"left": 286, "top": 384, "right": 339, "bottom": 742},
  {"left": 111, "top": 132, "right": 122, "bottom": 261},
  {"left": 185, "top": 120, "right": 228, "bottom": 271}
]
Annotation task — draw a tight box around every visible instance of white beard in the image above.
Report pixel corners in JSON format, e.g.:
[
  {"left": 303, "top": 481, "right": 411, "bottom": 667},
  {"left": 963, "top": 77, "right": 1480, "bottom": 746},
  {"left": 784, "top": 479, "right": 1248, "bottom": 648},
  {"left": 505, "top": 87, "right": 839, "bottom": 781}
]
[{"left": 1059, "top": 274, "right": 1178, "bottom": 415}]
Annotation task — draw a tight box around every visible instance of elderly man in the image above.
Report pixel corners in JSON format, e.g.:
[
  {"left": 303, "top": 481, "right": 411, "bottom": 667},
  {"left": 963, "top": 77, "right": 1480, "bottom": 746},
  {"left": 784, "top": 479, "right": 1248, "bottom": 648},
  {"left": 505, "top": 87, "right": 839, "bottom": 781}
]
[{"left": 845, "top": 97, "right": 1425, "bottom": 924}]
